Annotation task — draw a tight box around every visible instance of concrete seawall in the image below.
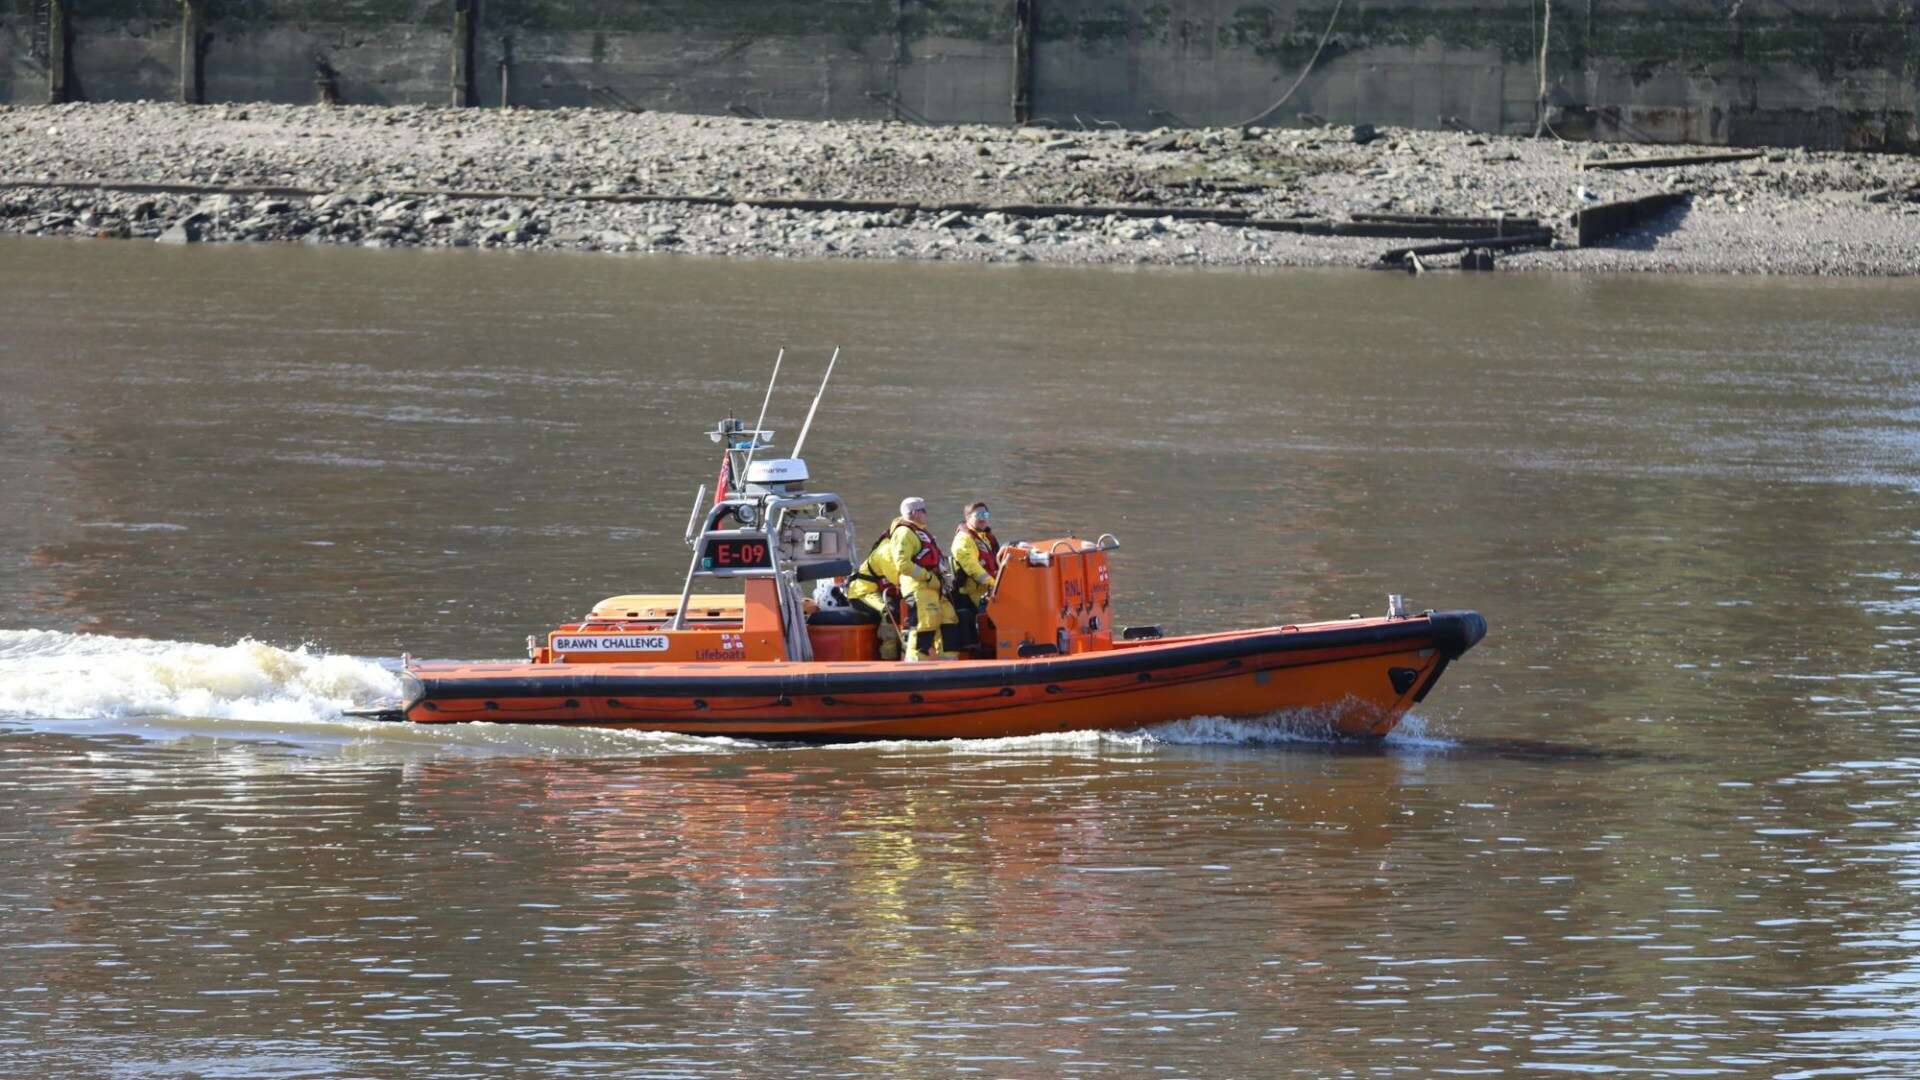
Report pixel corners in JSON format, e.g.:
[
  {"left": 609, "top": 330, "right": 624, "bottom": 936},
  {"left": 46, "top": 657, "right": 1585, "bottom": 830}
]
[{"left": 4, "top": 1, "right": 1917, "bottom": 150}]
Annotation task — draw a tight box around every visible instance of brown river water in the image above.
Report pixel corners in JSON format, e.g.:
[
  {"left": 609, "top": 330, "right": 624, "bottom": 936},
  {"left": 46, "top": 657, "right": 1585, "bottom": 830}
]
[{"left": 2, "top": 236, "right": 1919, "bottom": 1078}]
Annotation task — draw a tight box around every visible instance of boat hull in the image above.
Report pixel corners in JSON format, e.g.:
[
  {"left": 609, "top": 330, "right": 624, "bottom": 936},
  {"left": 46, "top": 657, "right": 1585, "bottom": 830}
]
[{"left": 396, "top": 611, "right": 1486, "bottom": 740}]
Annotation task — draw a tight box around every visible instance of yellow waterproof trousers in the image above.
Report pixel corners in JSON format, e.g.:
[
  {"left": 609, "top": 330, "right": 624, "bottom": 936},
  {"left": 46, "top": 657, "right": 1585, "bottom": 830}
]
[{"left": 902, "top": 583, "right": 956, "bottom": 662}]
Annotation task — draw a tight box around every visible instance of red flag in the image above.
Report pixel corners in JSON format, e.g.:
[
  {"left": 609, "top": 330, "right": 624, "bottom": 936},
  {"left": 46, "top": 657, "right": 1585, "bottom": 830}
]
[{"left": 714, "top": 449, "right": 734, "bottom": 504}]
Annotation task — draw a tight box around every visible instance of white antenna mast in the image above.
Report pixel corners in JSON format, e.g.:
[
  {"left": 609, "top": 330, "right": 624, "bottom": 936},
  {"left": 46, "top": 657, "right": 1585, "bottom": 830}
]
[
  {"left": 740, "top": 346, "right": 784, "bottom": 477},
  {"left": 789, "top": 346, "right": 839, "bottom": 463}
]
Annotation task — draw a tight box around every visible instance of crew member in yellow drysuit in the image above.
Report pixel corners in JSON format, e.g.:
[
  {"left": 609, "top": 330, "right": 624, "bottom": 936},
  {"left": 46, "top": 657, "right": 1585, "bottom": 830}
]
[
  {"left": 846, "top": 497, "right": 957, "bottom": 661},
  {"left": 946, "top": 501, "right": 1001, "bottom": 654}
]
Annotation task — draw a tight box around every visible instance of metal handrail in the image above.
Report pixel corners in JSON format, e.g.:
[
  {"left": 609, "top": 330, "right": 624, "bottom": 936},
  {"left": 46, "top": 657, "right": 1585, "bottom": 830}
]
[{"left": 668, "top": 504, "right": 724, "bottom": 630}]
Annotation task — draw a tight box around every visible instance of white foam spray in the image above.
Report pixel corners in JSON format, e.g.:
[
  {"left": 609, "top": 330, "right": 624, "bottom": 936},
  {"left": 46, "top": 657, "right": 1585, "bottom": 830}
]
[
  {"left": 0, "top": 628, "right": 401, "bottom": 726},
  {"left": 1143, "top": 709, "right": 1453, "bottom": 751},
  {"left": 846, "top": 708, "right": 1455, "bottom": 756}
]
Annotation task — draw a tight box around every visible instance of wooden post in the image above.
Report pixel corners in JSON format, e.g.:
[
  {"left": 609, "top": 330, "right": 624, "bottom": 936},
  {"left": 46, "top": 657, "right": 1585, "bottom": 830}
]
[
  {"left": 498, "top": 35, "right": 512, "bottom": 108},
  {"left": 452, "top": 0, "right": 477, "bottom": 106},
  {"left": 179, "top": 0, "right": 204, "bottom": 104},
  {"left": 1012, "top": 0, "right": 1033, "bottom": 124},
  {"left": 1533, "top": 0, "right": 1552, "bottom": 137},
  {"left": 47, "top": 0, "right": 68, "bottom": 104},
  {"left": 314, "top": 54, "right": 340, "bottom": 104},
  {"left": 889, "top": 0, "right": 905, "bottom": 120}
]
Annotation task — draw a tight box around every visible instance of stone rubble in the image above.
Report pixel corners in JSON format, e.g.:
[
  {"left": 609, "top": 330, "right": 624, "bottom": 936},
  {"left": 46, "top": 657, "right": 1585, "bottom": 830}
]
[{"left": 1, "top": 101, "right": 1917, "bottom": 275}]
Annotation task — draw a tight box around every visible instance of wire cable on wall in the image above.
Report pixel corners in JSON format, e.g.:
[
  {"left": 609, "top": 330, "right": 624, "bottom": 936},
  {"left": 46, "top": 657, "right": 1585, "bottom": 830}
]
[{"left": 1231, "top": 0, "right": 1346, "bottom": 129}]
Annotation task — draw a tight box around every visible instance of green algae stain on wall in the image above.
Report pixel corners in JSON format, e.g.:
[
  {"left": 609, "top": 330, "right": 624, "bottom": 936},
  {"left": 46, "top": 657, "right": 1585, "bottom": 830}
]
[
  {"left": 1294, "top": 5, "right": 1537, "bottom": 62},
  {"left": 485, "top": 0, "right": 894, "bottom": 38},
  {"left": 1032, "top": 4, "right": 1544, "bottom": 66},
  {"left": 68, "top": 0, "right": 177, "bottom": 21},
  {"left": 1224, "top": 5, "right": 1272, "bottom": 48},
  {"left": 1036, "top": 4, "right": 1132, "bottom": 53},
  {"left": 1733, "top": 14, "right": 1918, "bottom": 82},
  {"left": 198, "top": 0, "right": 449, "bottom": 27},
  {"left": 899, "top": 0, "right": 1007, "bottom": 42},
  {"left": 1023, "top": 3, "right": 1918, "bottom": 88},
  {"left": 1588, "top": 11, "right": 1918, "bottom": 83}
]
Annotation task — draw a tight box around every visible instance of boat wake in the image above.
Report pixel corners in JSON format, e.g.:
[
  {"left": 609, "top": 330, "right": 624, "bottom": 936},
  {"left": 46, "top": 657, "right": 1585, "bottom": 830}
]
[
  {"left": 840, "top": 710, "right": 1459, "bottom": 756},
  {"left": 1134, "top": 715, "right": 1629, "bottom": 761},
  {"left": 0, "top": 628, "right": 403, "bottom": 727},
  {"left": 1142, "top": 710, "right": 1456, "bottom": 751}
]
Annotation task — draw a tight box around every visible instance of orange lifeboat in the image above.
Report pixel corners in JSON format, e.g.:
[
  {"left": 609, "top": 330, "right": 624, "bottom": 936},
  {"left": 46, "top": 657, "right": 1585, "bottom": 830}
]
[
  {"left": 372, "top": 359, "right": 1487, "bottom": 740},
  {"left": 398, "top": 606, "right": 1485, "bottom": 740}
]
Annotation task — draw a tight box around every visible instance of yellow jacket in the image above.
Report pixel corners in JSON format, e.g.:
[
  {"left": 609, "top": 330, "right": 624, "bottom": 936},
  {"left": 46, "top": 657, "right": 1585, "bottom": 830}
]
[
  {"left": 851, "top": 517, "right": 942, "bottom": 595},
  {"left": 951, "top": 525, "right": 1001, "bottom": 604}
]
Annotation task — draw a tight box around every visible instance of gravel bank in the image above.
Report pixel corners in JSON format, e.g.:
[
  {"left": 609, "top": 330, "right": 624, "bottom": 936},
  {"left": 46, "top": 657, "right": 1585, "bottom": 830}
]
[{"left": 3, "top": 101, "right": 1918, "bottom": 275}]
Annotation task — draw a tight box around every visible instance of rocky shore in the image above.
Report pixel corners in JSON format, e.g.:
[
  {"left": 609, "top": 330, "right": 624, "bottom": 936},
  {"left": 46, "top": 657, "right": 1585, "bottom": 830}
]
[{"left": 3, "top": 102, "right": 1918, "bottom": 275}]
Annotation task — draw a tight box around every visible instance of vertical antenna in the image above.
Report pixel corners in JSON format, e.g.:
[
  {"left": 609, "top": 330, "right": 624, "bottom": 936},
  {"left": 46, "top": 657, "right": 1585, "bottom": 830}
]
[
  {"left": 740, "top": 347, "right": 783, "bottom": 477},
  {"left": 790, "top": 347, "right": 840, "bottom": 463}
]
